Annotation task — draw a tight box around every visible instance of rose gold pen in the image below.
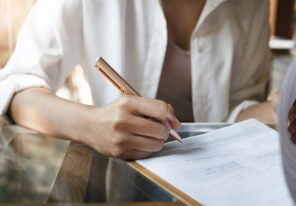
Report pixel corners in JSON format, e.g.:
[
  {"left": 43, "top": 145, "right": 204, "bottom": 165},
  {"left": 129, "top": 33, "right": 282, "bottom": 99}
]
[{"left": 95, "top": 57, "right": 183, "bottom": 143}]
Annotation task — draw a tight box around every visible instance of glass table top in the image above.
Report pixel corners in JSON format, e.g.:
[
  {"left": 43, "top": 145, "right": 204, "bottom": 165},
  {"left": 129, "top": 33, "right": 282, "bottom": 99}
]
[
  {"left": 0, "top": 115, "right": 230, "bottom": 204},
  {"left": 0, "top": 116, "right": 69, "bottom": 202}
]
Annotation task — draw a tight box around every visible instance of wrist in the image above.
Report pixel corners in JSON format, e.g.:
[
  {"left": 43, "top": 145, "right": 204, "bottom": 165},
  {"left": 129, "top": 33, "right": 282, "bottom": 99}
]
[
  {"left": 72, "top": 104, "right": 104, "bottom": 148},
  {"left": 70, "top": 104, "right": 93, "bottom": 144}
]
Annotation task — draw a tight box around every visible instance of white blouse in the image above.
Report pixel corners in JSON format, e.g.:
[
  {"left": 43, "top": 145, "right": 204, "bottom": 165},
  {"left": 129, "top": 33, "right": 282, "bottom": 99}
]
[{"left": 0, "top": 0, "right": 270, "bottom": 122}]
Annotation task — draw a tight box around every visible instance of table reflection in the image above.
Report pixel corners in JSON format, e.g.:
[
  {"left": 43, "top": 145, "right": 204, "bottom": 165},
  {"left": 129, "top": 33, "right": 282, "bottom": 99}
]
[
  {"left": 1, "top": 114, "right": 230, "bottom": 205},
  {"left": 48, "top": 123, "right": 230, "bottom": 204},
  {"left": 0, "top": 116, "right": 69, "bottom": 202},
  {"left": 48, "top": 142, "right": 176, "bottom": 203}
]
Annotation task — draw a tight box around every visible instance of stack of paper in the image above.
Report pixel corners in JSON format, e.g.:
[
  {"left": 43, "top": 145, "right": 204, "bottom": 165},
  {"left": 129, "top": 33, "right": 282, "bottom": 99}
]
[{"left": 137, "top": 119, "right": 294, "bottom": 206}]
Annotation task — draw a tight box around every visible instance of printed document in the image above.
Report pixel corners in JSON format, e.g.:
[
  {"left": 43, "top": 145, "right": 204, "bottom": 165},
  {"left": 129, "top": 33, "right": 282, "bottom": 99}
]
[{"left": 136, "top": 119, "right": 294, "bottom": 206}]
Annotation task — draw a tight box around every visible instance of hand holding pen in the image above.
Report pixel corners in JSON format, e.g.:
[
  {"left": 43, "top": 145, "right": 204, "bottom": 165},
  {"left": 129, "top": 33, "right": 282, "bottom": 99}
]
[
  {"left": 93, "top": 57, "right": 182, "bottom": 159},
  {"left": 95, "top": 57, "right": 182, "bottom": 142}
]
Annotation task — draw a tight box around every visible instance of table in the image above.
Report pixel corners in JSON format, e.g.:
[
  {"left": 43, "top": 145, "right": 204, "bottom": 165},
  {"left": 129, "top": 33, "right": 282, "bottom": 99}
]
[
  {"left": 48, "top": 123, "right": 232, "bottom": 205},
  {"left": 0, "top": 116, "right": 69, "bottom": 202},
  {"left": 0, "top": 115, "right": 229, "bottom": 205},
  {"left": 47, "top": 142, "right": 188, "bottom": 205}
]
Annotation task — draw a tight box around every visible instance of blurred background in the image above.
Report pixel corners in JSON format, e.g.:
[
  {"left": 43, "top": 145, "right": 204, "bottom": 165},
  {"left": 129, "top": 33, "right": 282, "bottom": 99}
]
[
  {"left": 0, "top": 0, "right": 36, "bottom": 68},
  {"left": 0, "top": 0, "right": 296, "bottom": 101},
  {"left": 0, "top": 0, "right": 93, "bottom": 104}
]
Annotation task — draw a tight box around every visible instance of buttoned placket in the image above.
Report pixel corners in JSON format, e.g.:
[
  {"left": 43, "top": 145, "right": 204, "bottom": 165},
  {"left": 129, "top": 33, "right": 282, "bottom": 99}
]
[
  {"left": 190, "top": 0, "right": 227, "bottom": 121},
  {"left": 141, "top": 0, "right": 167, "bottom": 99}
]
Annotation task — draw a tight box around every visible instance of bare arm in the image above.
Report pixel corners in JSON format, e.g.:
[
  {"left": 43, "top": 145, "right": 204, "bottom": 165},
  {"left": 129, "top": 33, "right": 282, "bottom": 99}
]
[
  {"left": 235, "top": 101, "right": 276, "bottom": 123},
  {"left": 9, "top": 87, "right": 181, "bottom": 160},
  {"left": 236, "top": 91, "right": 280, "bottom": 124}
]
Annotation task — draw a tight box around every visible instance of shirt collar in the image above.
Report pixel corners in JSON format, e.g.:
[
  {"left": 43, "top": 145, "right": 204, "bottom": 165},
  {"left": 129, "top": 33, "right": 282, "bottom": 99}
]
[{"left": 194, "top": 0, "right": 234, "bottom": 32}]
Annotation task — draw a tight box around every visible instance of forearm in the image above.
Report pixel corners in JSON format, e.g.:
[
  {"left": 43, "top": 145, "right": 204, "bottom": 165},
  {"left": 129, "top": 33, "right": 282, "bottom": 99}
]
[
  {"left": 236, "top": 100, "right": 276, "bottom": 124},
  {"left": 9, "top": 87, "right": 181, "bottom": 159},
  {"left": 9, "top": 87, "right": 91, "bottom": 142}
]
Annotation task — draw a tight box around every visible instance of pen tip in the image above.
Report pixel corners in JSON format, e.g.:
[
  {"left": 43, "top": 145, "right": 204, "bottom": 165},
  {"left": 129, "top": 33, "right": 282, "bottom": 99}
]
[{"left": 170, "top": 129, "right": 183, "bottom": 143}]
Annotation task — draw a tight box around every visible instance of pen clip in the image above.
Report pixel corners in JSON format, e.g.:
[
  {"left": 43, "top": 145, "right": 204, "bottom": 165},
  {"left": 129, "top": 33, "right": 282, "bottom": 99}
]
[
  {"left": 96, "top": 65, "right": 125, "bottom": 94},
  {"left": 95, "top": 58, "right": 140, "bottom": 96}
]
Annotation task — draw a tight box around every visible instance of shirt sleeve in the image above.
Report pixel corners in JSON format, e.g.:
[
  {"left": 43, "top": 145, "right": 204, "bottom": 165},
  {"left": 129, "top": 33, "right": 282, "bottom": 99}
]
[
  {"left": 0, "top": 74, "right": 50, "bottom": 115},
  {"left": 0, "top": 0, "right": 83, "bottom": 115},
  {"left": 227, "top": 100, "right": 259, "bottom": 123}
]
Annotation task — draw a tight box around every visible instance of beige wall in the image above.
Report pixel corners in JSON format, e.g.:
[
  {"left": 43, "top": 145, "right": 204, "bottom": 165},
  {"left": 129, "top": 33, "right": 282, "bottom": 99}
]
[{"left": 0, "top": 0, "right": 35, "bottom": 68}]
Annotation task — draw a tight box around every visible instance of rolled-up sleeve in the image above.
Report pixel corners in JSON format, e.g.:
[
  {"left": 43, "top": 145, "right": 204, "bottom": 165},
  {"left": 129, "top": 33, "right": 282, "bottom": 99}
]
[
  {"left": 0, "top": 0, "right": 83, "bottom": 115},
  {"left": 0, "top": 74, "right": 50, "bottom": 115}
]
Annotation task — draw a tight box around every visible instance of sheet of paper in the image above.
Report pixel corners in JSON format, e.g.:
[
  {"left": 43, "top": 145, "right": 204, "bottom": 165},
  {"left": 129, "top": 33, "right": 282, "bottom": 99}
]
[{"left": 137, "top": 119, "right": 294, "bottom": 206}]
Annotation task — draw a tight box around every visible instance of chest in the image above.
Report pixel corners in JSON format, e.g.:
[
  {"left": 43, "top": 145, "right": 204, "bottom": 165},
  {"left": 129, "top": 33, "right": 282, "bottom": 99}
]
[{"left": 161, "top": 0, "right": 206, "bottom": 50}]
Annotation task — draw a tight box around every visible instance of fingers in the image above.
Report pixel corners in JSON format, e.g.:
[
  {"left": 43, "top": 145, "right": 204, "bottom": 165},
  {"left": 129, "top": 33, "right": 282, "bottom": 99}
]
[
  {"left": 120, "top": 150, "right": 154, "bottom": 160},
  {"left": 128, "top": 134, "right": 165, "bottom": 152},
  {"left": 126, "top": 115, "right": 170, "bottom": 140},
  {"left": 106, "top": 134, "right": 165, "bottom": 160},
  {"left": 118, "top": 96, "right": 181, "bottom": 129},
  {"left": 110, "top": 97, "right": 173, "bottom": 140},
  {"left": 93, "top": 96, "right": 181, "bottom": 160},
  {"left": 166, "top": 103, "right": 182, "bottom": 130}
]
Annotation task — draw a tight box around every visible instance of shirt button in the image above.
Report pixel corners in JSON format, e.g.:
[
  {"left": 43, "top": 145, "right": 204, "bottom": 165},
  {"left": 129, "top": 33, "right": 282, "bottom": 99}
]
[{"left": 194, "top": 39, "right": 203, "bottom": 53}]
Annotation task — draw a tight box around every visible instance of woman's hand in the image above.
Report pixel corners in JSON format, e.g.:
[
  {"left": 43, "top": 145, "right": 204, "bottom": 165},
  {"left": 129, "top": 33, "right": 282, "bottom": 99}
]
[
  {"left": 79, "top": 95, "right": 181, "bottom": 160},
  {"left": 236, "top": 91, "right": 281, "bottom": 124},
  {"left": 10, "top": 88, "right": 181, "bottom": 160}
]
